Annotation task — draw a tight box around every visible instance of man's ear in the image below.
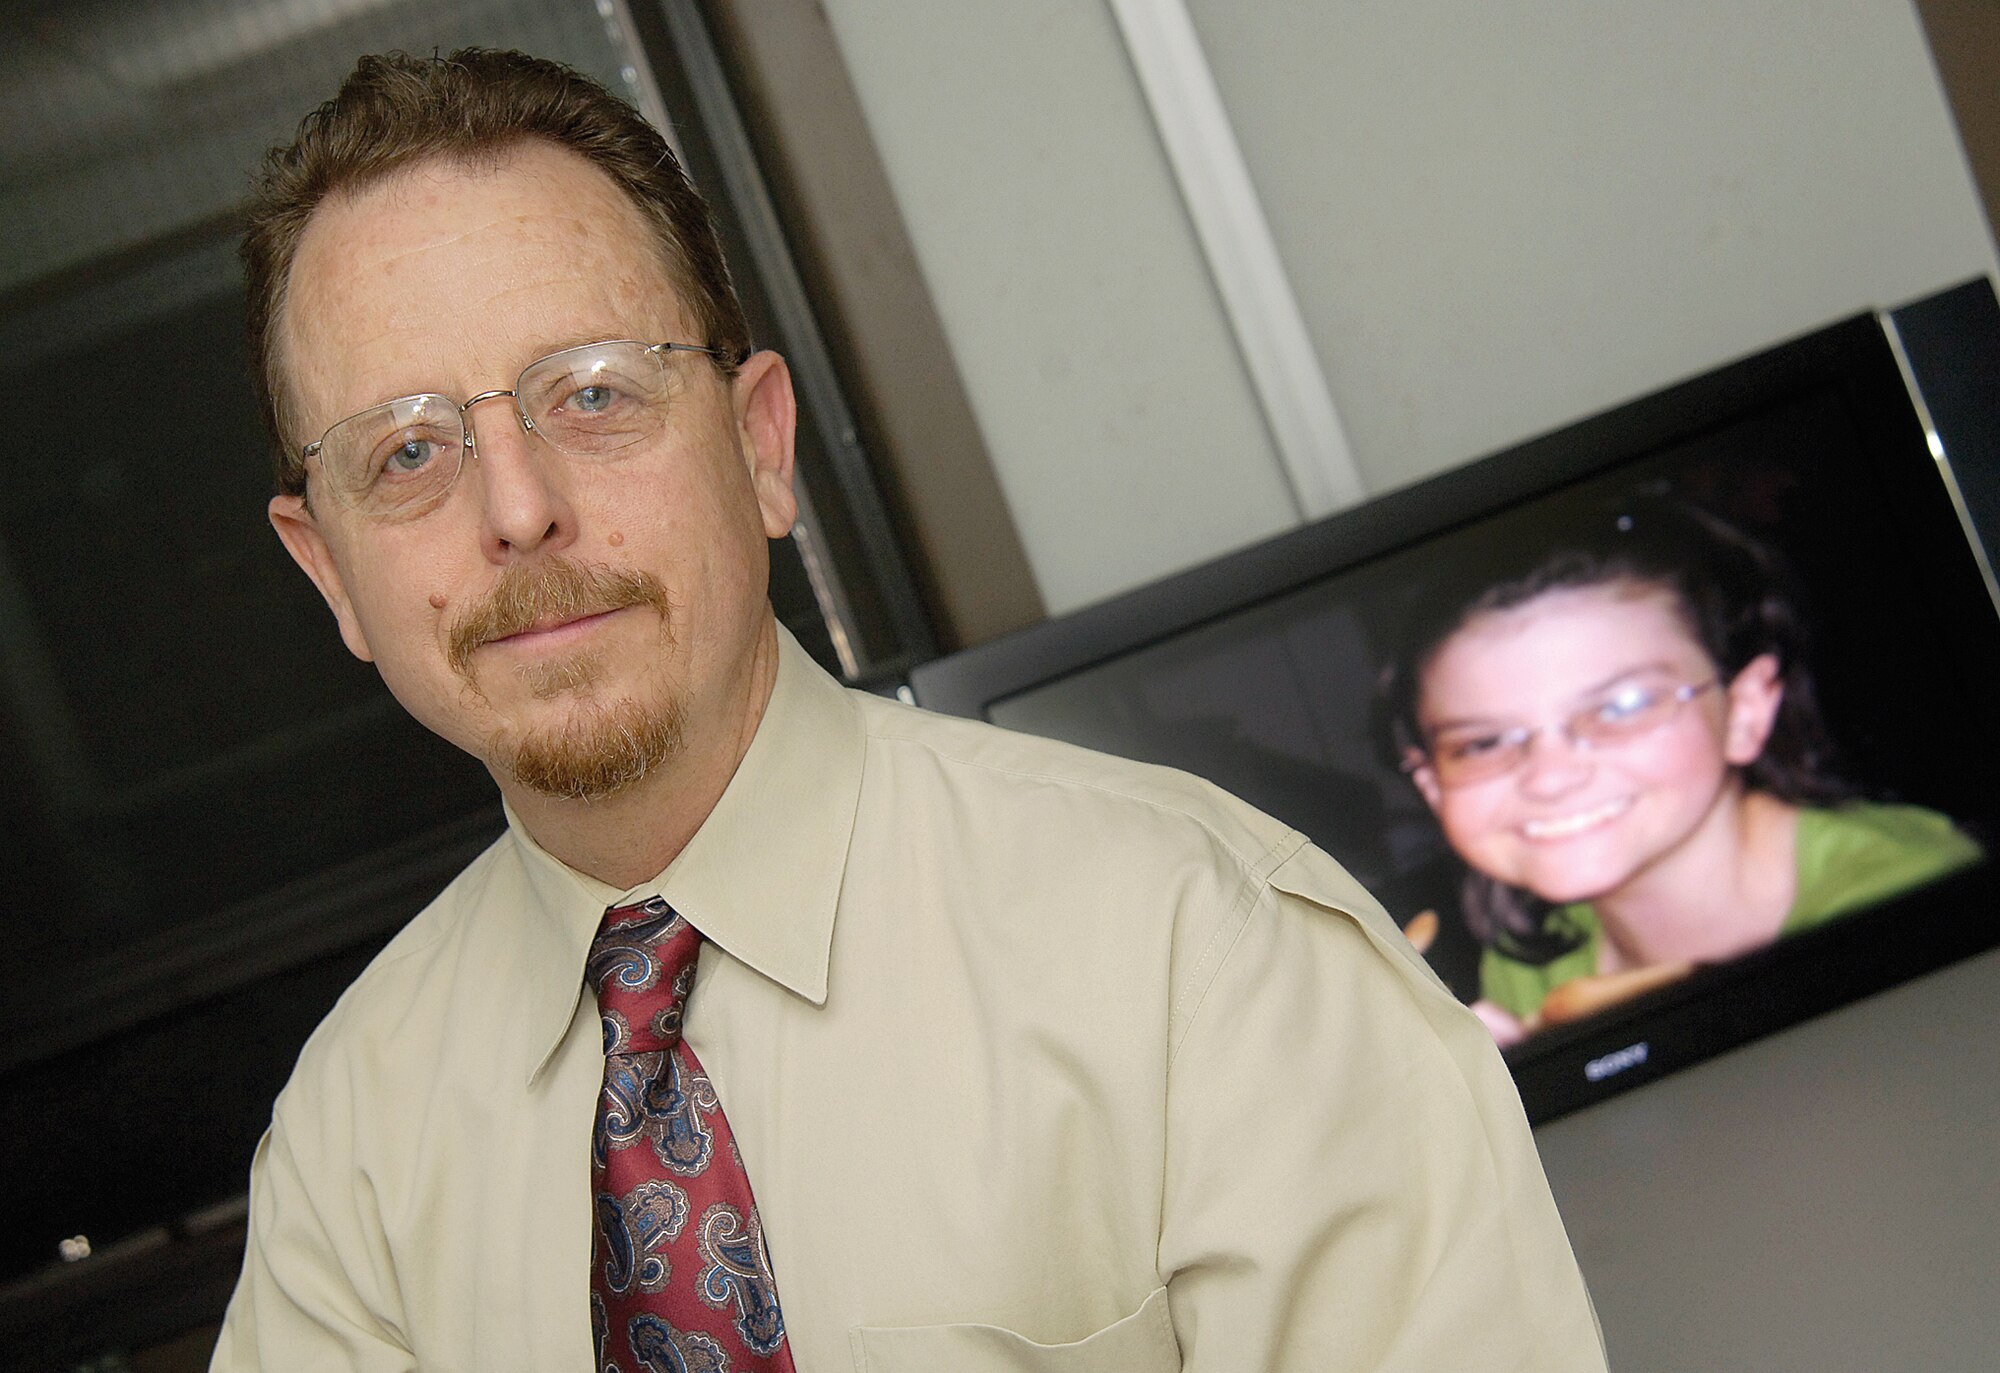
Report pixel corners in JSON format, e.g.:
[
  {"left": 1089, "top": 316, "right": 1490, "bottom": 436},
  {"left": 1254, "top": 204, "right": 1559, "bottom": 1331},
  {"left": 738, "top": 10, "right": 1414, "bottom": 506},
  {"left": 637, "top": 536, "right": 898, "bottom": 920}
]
[
  {"left": 269, "top": 493, "right": 375, "bottom": 663},
  {"left": 731, "top": 349, "right": 798, "bottom": 540},
  {"left": 1722, "top": 651, "right": 1784, "bottom": 766}
]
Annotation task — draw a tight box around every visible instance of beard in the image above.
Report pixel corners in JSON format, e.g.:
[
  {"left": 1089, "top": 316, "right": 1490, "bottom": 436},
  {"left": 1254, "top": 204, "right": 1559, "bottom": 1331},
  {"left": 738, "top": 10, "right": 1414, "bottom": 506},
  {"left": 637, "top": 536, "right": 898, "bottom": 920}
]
[
  {"left": 450, "top": 557, "right": 685, "bottom": 802},
  {"left": 500, "top": 692, "right": 686, "bottom": 803}
]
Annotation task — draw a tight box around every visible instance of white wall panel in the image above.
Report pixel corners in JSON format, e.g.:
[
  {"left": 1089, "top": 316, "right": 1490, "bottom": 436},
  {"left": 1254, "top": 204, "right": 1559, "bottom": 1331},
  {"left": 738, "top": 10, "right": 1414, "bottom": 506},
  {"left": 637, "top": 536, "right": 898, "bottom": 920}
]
[
  {"left": 1184, "top": 0, "right": 2000, "bottom": 497},
  {"left": 825, "top": 0, "right": 1996, "bottom": 611},
  {"left": 818, "top": 0, "right": 1296, "bottom": 615}
]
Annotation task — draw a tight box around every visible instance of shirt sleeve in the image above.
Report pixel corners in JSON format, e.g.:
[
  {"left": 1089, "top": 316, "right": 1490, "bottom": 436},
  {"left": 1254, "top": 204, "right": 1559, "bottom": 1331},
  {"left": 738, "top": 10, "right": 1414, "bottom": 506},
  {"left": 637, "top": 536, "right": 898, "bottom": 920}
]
[
  {"left": 210, "top": 1111, "right": 416, "bottom": 1373},
  {"left": 1156, "top": 844, "right": 1607, "bottom": 1372}
]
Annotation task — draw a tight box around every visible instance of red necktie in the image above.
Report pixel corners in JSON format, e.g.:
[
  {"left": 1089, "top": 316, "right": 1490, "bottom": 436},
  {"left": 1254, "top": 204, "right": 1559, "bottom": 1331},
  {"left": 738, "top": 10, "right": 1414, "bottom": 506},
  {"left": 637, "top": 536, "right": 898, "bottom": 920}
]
[{"left": 586, "top": 899, "right": 798, "bottom": 1371}]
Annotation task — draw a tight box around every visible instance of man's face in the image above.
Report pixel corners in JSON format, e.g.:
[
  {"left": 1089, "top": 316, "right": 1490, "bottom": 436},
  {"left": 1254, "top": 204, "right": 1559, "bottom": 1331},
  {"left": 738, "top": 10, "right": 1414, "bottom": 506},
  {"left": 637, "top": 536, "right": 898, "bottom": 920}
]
[{"left": 270, "top": 140, "right": 796, "bottom": 802}]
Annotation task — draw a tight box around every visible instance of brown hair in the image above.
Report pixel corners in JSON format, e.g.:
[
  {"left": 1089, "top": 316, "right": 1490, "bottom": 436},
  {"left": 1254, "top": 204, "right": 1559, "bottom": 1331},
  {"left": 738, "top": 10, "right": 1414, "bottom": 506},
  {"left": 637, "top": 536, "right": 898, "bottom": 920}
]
[{"left": 242, "top": 48, "right": 750, "bottom": 496}]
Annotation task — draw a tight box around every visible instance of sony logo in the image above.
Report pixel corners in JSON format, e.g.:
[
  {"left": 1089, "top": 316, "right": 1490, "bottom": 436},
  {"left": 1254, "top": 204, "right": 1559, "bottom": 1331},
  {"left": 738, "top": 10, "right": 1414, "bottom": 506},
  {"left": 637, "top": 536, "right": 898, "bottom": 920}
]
[{"left": 1584, "top": 1041, "right": 1650, "bottom": 1082}]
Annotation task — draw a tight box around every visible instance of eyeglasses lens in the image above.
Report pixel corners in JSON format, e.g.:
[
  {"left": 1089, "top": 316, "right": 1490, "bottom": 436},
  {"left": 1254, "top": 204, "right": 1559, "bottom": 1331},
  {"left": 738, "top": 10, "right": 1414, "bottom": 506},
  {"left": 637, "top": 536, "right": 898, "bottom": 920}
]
[
  {"left": 321, "top": 394, "right": 466, "bottom": 518},
  {"left": 316, "top": 342, "right": 682, "bottom": 518},
  {"left": 520, "top": 342, "right": 671, "bottom": 456},
  {"left": 1427, "top": 681, "right": 1705, "bottom": 788}
]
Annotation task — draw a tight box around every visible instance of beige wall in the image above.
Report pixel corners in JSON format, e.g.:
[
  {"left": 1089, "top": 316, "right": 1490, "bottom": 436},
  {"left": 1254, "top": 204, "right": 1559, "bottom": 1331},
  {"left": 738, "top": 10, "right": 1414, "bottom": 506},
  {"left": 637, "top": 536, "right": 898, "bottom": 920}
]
[
  {"left": 817, "top": 0, "right": 1300, "bottom": 617},
  {"left": 705, "top": 0, "right": 1044, "bottom": 650},
  {"left": 1916, "top": 0, "right": 2000, "bottom": 253},
  {"left": 815, "top": 0, "right": 1998, "bottom": 616}
]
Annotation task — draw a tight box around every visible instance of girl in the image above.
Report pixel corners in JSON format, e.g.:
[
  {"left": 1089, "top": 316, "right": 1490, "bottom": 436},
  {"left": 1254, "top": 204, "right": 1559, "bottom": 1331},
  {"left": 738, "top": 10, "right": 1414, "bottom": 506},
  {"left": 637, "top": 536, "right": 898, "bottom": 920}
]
[{"left": 1379, "top": 494, "right": 1981, "bottom": 1046}]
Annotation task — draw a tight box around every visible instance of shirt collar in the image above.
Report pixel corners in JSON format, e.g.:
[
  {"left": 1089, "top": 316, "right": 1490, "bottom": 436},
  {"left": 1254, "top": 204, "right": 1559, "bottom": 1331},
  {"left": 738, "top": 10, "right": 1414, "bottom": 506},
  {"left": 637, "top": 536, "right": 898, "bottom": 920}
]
[{"left": 513, "top": 624, "right": 865, "bottom": 1083}]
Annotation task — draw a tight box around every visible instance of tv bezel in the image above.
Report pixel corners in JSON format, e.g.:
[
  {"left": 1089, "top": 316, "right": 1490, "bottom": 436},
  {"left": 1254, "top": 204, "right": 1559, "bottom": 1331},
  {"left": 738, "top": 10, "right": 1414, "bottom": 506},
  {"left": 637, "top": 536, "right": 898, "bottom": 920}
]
[{"left": 908, "top": 285, "right": 2000, "bottom": 1122}]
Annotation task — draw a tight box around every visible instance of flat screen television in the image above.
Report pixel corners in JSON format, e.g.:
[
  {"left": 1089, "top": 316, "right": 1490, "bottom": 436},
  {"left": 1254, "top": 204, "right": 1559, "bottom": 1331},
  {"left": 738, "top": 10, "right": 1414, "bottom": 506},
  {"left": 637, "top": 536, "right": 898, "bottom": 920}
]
[{"left": 909, "top": 278, "right": 2000, "bottom": 1122}]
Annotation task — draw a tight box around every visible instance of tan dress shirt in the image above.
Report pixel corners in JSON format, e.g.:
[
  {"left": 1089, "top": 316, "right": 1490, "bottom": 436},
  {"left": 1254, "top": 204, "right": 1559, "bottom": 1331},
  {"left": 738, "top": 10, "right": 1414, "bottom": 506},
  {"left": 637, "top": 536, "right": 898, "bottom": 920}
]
[{"left": 213, "top": 627, "right": 1605, "bottom": 1372}]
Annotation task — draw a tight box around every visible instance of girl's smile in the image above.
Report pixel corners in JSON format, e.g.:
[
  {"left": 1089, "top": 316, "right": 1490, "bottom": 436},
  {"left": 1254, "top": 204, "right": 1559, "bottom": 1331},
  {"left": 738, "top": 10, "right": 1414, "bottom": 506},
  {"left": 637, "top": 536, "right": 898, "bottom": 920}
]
[
  {"left": 1519, "top": 796, "right": 1634, "bottom": 842},
  {"left": 1409, "top": 582, "right": 1784, "bottom": 915}
]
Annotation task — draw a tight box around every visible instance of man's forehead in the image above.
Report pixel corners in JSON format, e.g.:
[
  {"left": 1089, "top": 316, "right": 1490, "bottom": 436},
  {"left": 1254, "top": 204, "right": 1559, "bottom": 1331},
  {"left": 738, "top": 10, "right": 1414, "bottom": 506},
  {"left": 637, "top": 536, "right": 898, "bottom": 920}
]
[
  {"left": 279, "top": 144, "right": 689, "bottom": 412},
  {"left": 293, "top": 147, "right": 674, "bottom": 316}
]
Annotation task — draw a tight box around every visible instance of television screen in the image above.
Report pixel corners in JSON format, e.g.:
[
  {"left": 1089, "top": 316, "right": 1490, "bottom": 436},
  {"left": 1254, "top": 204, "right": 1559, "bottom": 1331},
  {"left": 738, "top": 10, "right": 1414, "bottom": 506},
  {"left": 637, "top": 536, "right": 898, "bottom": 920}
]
[{"left": 910, "top": 286, "right": 2000, "bottom": 1120}]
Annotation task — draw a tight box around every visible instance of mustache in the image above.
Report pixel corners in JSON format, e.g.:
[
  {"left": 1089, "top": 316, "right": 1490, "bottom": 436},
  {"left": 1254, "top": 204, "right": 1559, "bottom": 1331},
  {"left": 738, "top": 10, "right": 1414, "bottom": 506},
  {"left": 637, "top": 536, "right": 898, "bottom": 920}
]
[{"left": 447, "top": 558, "right": 672, "bottom": 675}]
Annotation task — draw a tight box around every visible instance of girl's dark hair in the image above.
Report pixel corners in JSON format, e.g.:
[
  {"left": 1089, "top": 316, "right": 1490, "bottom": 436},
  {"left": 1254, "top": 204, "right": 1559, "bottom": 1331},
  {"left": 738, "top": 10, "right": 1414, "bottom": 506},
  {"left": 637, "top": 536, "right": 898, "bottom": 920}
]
[{"left": 1376, "top": 488, "right": 1853, "bottom": 962}]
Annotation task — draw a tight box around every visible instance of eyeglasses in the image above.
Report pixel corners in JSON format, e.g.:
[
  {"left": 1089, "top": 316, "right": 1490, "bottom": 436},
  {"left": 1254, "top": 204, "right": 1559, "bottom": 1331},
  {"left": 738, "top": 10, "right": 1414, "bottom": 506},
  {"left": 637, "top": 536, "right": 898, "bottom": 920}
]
[
  {"left": 1412, "top": 677, "right": 1720, "bottom": 789},
  {"left": 301, "top": 339, "right": 734, "bottom": 519}
]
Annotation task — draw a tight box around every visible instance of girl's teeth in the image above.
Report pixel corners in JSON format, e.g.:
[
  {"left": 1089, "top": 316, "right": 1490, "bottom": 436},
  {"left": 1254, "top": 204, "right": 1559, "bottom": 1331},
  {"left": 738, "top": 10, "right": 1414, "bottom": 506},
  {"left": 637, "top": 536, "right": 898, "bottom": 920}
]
[{"left": 1524, "top": 798, "right": 1630, "bottom": 839}]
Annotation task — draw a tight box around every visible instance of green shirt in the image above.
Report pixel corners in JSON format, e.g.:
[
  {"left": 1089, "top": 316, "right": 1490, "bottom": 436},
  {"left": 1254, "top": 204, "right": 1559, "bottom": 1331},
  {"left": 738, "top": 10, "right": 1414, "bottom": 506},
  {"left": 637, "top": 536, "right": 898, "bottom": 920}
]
[{"left": 1480, "top": 801, "right": 1984, "bottom": 1021}]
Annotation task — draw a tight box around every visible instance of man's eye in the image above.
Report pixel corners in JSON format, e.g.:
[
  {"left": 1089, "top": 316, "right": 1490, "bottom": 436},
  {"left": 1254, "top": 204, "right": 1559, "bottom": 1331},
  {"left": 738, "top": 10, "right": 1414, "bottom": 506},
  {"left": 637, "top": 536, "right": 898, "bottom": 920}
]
[
  {"left": 382, "top": 438, "right": 438, "bottom": 474},
  {"left": 571, "top": 384, "right": 619, "bottom": 414},
  {"left": 554, "top": 379, "right": 646, "bottom": 419},
  {"left": 367, "top": 429, "right": 456, "bottom": 480}
]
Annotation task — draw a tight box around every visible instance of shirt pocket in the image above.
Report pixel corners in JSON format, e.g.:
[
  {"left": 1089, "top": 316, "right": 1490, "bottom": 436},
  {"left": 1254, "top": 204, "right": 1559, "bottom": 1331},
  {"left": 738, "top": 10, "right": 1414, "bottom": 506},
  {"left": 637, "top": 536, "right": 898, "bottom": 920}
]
[{"left": 848, "top": 1285, "right": 1179, "bottom": 1373}]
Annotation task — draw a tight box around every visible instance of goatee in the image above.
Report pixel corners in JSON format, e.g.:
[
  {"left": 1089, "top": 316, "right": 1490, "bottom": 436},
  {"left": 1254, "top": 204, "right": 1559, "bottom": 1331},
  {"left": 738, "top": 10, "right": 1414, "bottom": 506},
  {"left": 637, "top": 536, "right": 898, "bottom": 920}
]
[
  {"left": 502, "top": 694, "right": 685, "bottom": 802},
  {"left": 452, "top": 557, "right": 685, "bottom": 802}
]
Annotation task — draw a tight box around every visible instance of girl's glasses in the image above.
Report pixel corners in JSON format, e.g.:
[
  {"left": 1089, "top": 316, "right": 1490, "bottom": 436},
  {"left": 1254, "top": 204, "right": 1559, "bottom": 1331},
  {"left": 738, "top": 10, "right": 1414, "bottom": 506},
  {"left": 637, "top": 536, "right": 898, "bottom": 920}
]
[{"left": 1414, "top": 678, "right": 1720, "bottom": 789}]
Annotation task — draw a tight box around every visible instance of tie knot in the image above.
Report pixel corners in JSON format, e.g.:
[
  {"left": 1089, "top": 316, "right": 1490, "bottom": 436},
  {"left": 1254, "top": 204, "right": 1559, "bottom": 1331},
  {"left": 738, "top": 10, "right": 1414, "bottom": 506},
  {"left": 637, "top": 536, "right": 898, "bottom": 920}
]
[{"left": 586, "top": 898, "right": 703, "bottom": 1055}]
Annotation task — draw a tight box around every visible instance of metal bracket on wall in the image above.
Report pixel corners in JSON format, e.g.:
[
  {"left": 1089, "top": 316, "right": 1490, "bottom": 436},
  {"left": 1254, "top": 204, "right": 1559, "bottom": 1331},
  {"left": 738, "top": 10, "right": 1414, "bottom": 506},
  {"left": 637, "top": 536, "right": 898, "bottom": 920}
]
[{"left": 1109, "top": 0, "right": 1365, "bottom": 522}]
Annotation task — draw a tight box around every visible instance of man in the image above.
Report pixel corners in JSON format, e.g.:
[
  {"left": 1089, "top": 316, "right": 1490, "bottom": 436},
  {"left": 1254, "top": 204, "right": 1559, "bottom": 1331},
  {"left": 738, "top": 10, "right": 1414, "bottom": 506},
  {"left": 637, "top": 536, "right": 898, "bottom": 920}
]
[{"left": 215, "top": 48, "right": 1606, "bottom": 1372}]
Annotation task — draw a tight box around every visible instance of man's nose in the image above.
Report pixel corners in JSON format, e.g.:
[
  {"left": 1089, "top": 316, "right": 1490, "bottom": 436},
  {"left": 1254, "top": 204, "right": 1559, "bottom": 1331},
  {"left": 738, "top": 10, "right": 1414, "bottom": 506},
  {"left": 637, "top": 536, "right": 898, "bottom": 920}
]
[{"left": 464, "top": 394, "right": 578, "bottom": 559}]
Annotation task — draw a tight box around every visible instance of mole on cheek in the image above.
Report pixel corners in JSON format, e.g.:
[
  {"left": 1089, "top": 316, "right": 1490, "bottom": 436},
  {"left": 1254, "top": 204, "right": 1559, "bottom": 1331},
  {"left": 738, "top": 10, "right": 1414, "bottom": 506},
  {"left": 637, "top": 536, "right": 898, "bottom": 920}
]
[
  {"left": 428, "top": 592, "right": 448, "bottom": 610},
  {"left": 608, "top": 531, "right": 625, "bottom": 547}
]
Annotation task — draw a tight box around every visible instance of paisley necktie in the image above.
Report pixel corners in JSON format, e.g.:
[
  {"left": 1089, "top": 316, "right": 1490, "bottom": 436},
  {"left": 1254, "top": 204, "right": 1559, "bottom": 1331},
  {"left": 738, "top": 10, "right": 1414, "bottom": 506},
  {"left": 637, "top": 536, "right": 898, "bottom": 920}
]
[{"left": 585, "top": 898, "right": 797, "bottom": 1372}]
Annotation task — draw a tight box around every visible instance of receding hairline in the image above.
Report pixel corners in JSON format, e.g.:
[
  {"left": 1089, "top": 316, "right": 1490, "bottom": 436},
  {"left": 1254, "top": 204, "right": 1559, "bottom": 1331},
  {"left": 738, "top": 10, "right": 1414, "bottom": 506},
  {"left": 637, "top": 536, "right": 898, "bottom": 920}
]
[{"left": 267, "top": 135, "right": 693, "bottom": 452}]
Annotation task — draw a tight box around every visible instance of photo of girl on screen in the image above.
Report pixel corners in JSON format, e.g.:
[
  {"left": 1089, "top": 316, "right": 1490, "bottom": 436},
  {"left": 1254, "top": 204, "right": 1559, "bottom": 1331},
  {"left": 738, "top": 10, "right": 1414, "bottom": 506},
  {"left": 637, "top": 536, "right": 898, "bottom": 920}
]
[{"left": 1377, "top": 492, "right": 1983, "bottom": 1046}]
